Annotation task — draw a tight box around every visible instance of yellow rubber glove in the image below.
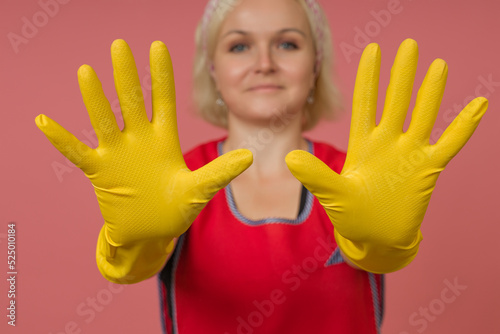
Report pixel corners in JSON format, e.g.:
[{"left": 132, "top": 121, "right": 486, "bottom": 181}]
[
  {"left": 35, "top": 39, "right": 253, "bottom": 283},
  {"left": 285, "top": 39, "right": 488, "bottom": 274}
]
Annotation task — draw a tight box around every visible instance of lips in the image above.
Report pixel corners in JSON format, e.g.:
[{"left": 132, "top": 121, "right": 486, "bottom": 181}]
[{"left": 248, "top": 85, "right": 283, "bottom": 91}]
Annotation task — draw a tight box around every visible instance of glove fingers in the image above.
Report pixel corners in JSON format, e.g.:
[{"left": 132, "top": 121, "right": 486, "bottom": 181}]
[
  {"left": 379, "top": 38, "right": 418, "bottom": 133},
  {"left": 432, "top": 97, "right": 488, "bottom": 165},
  {"left": 407, "top": 58, "right": 447, "bottom": 142},
  {"left": 285, "top": 150, "right": 345, "bottom": 204},
  {"left": 111, "top": 39, "right": 150, "bottom": 132},
  {"left": 191, "top": 149, "right": 253, "bottom": 200},
  {"left": 35, "top": 114, "right": 94, "bottom": 170},
  {"left": 350, "top": 43, "right": 380, "bottom": 145},
  {"left": 78, "top": 65, "right": 121, "bottom": 145},
  {"left": 149, "top": 41, "right": 184, "bottom": 167}
]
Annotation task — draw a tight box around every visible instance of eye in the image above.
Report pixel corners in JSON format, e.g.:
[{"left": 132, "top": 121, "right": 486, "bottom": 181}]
[
  {"left": 229, "top": 43, "right": 248, "bottom": 53},
  {"left": 279, "top": 41, "right": 298, "bottom": 50}
]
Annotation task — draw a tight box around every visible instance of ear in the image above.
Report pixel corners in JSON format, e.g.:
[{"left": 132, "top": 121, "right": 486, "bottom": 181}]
[
  {"left": 310, "top": 72, "right": 316, "bottom": 92},
  {"left": 209, "top": 62, "right": 215, "bottom": 78},
  {"left": 209, "top": 62, "right": 219, "bottom": 89},
  {"left": 311, "top": 59, "right": 319, "bottom": 86}
]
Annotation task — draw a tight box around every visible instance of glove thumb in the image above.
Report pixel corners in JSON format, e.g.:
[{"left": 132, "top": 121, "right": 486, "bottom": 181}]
[
  {"left": 191, "top": 148, "right": 253, "bottom": 200},
  {"left": 285, "top": 150, "right": 345, "bottom": 206},
  {"left": 35, "top": 114, "right": 93, "bottom": 170}
]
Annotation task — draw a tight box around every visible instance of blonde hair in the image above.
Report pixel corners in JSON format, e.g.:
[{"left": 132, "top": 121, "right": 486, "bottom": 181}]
[{"left": 191, "top": 0, "right": 342, "bottom": 131}]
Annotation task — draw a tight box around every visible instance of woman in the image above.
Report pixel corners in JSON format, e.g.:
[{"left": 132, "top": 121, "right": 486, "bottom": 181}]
[{"left": 34, "top": 0, "right": 487, "bottom": 333}]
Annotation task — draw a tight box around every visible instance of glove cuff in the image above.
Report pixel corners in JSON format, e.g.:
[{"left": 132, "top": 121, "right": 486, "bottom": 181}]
[
  {"left": 96, "top": 225, "right": 174, "bottom": 284},
  {"left": 334, "top": 229, "right": 423, "bottom": 274}
]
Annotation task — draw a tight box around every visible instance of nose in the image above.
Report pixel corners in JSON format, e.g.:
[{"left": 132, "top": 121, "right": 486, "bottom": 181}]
[{"left": 254, "top": 45, "right": 276, "bottom": 74}]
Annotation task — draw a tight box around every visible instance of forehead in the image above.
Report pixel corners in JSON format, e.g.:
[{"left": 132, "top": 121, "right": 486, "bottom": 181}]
[{"left": 219, "top": 0, "right": 311, "bottom": 35}]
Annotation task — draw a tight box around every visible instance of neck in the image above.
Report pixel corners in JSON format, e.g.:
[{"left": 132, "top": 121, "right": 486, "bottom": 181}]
[{"left": 222, "top": 112, "right": 308, "bottom": 180}]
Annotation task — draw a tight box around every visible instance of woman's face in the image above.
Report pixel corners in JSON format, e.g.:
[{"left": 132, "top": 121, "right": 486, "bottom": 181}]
[{"left": 211, "top": 0, "right": 316, "bottom": 126}]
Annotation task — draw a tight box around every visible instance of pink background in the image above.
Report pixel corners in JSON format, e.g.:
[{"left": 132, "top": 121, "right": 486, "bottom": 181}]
[{"left": 1, "top": 0, "right": 499, "bottom": 333}]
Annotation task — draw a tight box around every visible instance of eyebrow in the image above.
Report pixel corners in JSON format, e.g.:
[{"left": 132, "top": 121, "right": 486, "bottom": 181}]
[{"left": 221, "top": 28, "right": 306, "bottom": 39}]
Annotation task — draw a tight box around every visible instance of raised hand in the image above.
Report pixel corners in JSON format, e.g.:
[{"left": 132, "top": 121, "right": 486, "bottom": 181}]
[
  {"left": 35, "top": 39, "right": 253, "bottom": 282},
  {"left": 285, "top": 38, "right": 487, "bottom": 273}
]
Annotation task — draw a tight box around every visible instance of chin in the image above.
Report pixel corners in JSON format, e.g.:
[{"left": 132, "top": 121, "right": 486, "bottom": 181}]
[{"left": 237, "top": 106, "right": 303, "bottom": 126}]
